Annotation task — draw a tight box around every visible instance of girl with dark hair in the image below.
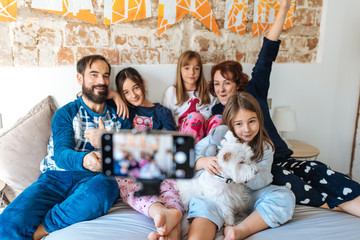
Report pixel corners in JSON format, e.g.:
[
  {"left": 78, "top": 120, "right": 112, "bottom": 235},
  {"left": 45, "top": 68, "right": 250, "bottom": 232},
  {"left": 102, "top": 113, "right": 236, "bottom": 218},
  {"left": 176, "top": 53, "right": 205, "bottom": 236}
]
[
  {"left": 86, "top": 68, "right": 182, "bottom": 240},
  {"left": 115, "top": 67, "right": 176, "bottom": 131},
  {"left": 114, "top": 67, "right": 183, "bottom": 240}
]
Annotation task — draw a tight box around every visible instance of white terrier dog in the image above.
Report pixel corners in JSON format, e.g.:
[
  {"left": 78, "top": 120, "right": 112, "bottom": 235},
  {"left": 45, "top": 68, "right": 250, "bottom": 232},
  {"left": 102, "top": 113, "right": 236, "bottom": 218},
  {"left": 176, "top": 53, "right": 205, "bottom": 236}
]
[{"left": 175, "top": 131, "right": 260, "bottom": 226}]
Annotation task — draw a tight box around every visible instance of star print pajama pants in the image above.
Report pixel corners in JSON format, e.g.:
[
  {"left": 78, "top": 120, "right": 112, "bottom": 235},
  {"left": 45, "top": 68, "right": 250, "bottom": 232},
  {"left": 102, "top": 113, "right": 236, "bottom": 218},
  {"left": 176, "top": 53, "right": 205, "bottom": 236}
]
[
  {"left": 271, "top": 158, "right": 360, "bottom": 208},
  {"left": 116, "top": 178, "right": 184, "bottom": 217}
]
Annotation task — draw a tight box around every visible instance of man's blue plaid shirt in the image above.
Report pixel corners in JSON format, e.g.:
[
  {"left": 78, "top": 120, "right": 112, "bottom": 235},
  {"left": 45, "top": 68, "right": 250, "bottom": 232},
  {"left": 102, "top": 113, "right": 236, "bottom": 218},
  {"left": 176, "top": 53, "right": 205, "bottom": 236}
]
[{"left": 41, "top": 97, "right": 131, "bottom": 172}]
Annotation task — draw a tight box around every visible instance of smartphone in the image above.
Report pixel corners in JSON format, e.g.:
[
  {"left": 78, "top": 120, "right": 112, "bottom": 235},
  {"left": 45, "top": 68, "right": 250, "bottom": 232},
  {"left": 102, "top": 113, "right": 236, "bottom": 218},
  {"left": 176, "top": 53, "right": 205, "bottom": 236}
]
[{"left": 101, "top": 130, "right": 195, "bottom": 180}]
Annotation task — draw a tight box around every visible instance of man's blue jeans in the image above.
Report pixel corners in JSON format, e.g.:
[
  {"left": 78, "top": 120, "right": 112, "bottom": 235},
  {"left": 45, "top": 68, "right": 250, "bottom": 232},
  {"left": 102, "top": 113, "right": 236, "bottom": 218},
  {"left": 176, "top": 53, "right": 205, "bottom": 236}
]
[{"left": 0, "top": 170, "right": 119, "bottom": 240}]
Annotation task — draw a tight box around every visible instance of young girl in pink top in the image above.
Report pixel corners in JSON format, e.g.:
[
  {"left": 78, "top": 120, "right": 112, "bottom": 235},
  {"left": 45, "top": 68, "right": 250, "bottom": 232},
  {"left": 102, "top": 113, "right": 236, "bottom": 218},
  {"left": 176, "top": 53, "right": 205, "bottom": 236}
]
[{"left": 162, "top": 51, "right": 221, "bottom": 143}]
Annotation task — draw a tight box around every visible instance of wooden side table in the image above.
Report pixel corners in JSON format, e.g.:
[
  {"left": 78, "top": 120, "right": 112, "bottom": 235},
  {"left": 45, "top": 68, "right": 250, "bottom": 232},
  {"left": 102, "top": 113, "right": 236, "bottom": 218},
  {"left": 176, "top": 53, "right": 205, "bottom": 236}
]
[{"left": 288, "top": 140, "right": 320, "bottom": 160}]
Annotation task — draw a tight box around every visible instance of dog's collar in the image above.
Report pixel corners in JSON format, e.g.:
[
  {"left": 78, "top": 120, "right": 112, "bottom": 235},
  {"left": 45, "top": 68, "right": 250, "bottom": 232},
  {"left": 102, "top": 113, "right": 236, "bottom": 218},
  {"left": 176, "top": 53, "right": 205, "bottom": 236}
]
[{"left": 214, "top": 173, "right": 233, "bottom": 184}]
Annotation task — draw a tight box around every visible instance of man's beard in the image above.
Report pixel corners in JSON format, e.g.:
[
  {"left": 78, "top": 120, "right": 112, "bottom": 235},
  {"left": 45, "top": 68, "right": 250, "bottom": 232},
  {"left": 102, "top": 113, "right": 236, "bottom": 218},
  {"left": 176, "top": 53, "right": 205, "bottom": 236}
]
[{"left": 82, "top": 83, "right": 109, "bottom": 104}]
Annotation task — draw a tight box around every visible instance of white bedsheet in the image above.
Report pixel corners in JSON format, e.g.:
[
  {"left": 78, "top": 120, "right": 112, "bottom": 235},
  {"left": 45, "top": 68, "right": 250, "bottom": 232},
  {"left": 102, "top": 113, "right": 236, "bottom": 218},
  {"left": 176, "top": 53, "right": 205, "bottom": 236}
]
[{"left": 44, "top": 199, "right": 360, "bottom": 240}]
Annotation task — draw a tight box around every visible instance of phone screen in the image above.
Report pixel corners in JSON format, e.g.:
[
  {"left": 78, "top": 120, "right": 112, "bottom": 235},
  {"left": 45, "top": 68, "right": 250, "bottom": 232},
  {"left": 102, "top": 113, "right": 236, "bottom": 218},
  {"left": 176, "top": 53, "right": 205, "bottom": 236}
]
[{"left": 102, "top": 131, "right": 195, "bottom": 180}]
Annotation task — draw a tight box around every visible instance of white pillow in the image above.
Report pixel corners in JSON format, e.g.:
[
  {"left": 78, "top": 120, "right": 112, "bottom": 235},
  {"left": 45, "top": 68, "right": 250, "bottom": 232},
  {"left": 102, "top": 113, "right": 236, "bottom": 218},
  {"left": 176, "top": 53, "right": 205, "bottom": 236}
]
[{"left": 0, "top": 96, "right": 57, "bottom": 203}]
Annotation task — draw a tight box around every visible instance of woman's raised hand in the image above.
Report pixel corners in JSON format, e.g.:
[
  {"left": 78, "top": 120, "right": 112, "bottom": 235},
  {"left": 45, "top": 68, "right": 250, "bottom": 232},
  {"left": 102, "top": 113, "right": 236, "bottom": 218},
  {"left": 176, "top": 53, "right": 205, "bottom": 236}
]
[
  {"left": 280, "top": 0, "right": 292, "bottom": 12},
  {"left": 266, "top": 0, "right": 292, "bottom": 41}
]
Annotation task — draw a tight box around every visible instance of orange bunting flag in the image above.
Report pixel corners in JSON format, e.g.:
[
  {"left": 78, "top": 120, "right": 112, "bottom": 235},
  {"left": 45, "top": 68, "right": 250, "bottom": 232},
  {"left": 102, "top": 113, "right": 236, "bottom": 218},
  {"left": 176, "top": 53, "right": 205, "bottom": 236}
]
[
  {"left": 158, "top": 0, "right": 221, "bottom": 36},
  {"left": 104, "top": 0, "right": 151, "bottom": 25},
  {"left": 252, "top": 0, "right": 295, "bottom": 37},
  {"left": 0, "top": 0, "right": 17, "bottom": 22},
  {"left": 31, "top": 0, "right": 97, "bottom": 24},
  {"left": 225, "top": 0, "right": 248, "bottom": 35}
]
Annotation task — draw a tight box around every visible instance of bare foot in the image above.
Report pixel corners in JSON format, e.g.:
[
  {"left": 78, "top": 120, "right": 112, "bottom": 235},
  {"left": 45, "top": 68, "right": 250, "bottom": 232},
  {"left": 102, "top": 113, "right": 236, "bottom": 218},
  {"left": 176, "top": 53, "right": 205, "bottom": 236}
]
[
  {"left": 153, "top": 208, "right": 182, "bottom": 236},
  {"left": 224, "top": 225, "right": 244, "bottom": 240},
  {"left": 148, "top": 227, "right": 182, "bottom": 240},
  {"left": 148, "top": 231, "right": 159, "bottom": 240},
  {"left": 165, "top": 223, "right": 181, "bottom": 240},
  {"left": 32, "top": 224, "right": 49, "bottom": 240}
]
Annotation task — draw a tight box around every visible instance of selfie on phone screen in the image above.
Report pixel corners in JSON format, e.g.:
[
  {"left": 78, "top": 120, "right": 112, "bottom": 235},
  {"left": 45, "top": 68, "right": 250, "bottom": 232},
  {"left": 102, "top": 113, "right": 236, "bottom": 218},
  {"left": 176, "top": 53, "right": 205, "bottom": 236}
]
[{"left": 102, "top": 131, "right": 195, "bottom": 180}]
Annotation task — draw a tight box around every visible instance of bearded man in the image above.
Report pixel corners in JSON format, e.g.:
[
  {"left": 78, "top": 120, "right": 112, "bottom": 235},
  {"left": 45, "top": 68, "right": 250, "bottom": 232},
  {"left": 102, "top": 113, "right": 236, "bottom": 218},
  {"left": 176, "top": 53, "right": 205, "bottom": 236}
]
[{"left": 0, "top": 55, "right": 131, "bottom": 240}]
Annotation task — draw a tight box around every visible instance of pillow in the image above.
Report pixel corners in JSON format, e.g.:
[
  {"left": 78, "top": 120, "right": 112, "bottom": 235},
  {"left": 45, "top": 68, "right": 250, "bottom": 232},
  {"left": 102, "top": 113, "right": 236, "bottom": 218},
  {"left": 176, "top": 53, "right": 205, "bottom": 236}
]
[{"left": 0, "top": 96, "right": 57, "bottom": 204}]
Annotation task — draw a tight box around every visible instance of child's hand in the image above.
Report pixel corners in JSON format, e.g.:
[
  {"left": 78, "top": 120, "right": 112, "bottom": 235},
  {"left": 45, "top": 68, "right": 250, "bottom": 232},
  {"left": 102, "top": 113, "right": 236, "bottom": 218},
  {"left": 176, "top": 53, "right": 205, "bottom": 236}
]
[
  {"left": 197, "top": 156, "right": 222, "bottom": 175},
  {"left": 84, "top": 117, "right": 107, "bottom": 149},
  {"left": 112, "top": 92, "right": 129, "bottom": 120},
  {"left": 108, "top": 90, "right": 129, "bottom": 120}
]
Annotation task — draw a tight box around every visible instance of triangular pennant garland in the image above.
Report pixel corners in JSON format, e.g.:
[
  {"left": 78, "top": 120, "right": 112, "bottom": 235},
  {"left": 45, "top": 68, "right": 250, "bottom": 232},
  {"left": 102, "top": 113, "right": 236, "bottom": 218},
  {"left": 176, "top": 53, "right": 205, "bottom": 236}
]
[
  {"left": 3, "top": 0, "right": 296, "bottom": 37},
  {"left": 104, "top": 0, "right": 152, "bottom": 25},
  {"left": 225, "top": 0, "right": 248, "bottom": 35},
  {"left": 158, "top": 0, "right": 221, "bottom": 36},
  {"left": 252, "top": 0, "right": 295, "bottom": 37},
  {"left": 0, "top": 0, "right": 17, "bottom": 22},
  {"left": 31, "top": 0, "right": 97, "bottom": 24}
]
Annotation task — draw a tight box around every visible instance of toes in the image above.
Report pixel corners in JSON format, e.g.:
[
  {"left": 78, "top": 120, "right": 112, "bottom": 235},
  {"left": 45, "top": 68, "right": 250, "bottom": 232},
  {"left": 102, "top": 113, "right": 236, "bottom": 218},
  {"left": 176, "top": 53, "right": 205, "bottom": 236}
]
[
  {"left": 148, "top": 231, "right": 159, "bottom": 240},
  {"left": 154, "top": 213, "right": 167, "bottom": 235}
]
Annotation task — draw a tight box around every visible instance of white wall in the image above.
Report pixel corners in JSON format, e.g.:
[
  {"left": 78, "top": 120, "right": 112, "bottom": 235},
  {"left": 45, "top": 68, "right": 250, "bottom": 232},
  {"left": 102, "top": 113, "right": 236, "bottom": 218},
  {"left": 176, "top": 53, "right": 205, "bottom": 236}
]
[
  {"left": 0, "top": 0, "right": 359, "bottom": 175},
  {"left": 268, "top": 0, "right": 360, "bottom": 175}
]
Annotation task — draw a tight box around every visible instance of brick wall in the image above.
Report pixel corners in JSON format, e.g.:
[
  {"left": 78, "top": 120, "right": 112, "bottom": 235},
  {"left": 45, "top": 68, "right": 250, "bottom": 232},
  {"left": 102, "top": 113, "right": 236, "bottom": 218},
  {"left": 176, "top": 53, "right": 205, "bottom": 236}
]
[{"left": 0, "top": 0, "right": 323, "bottom": 67}]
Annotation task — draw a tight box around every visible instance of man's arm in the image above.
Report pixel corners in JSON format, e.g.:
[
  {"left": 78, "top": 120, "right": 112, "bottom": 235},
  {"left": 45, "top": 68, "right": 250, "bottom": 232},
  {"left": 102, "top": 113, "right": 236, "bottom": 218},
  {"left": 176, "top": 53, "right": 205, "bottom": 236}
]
[{"left": 52, "top": 107, "right": 87, "bottom": 171}]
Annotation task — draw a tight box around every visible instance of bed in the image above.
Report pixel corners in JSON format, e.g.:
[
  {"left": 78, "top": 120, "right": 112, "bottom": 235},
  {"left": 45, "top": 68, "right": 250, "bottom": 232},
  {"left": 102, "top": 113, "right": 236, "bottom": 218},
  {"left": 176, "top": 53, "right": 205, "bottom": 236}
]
[
  {"left": 1, "top": 96, "right": 360, "bottom": 240},
  {"left": 43, "top": 199, "right": 360, "bottom": 240}
]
